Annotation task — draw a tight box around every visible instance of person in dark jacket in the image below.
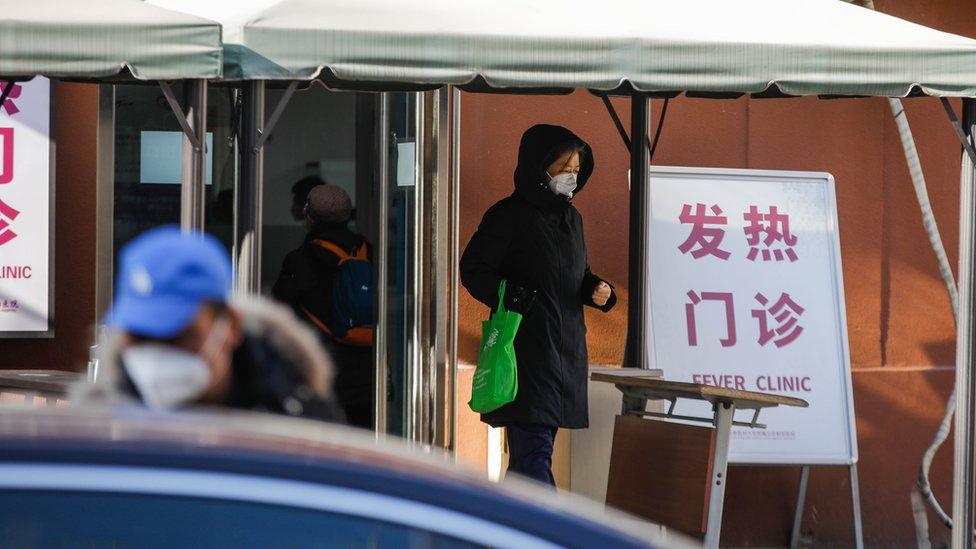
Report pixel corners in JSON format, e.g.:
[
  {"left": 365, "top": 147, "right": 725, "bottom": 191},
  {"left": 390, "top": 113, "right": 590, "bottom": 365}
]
[
  {"left": 84, "top": 226, "right": 342, "bottom": 422},
  {"left": 272, "top": 184, "right": 375, "bottom": 429},
  {"left": 460, "top": 124, "right": 617, "bottom": 486}
]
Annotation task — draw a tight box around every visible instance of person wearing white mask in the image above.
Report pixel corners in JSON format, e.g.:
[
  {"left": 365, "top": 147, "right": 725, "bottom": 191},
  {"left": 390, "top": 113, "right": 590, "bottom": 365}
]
[
  {"left": 460, "top": 124, "right": 617, "bottom": 486},
  {"left": 82, "top": 226, "right": 342, "bottom": 421}
]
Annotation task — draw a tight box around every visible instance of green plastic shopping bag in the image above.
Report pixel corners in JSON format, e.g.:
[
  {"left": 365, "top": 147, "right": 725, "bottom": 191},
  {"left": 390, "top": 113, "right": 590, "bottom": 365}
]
[{"left": 468, "top": 280, "right": 522, "bottom": 413}]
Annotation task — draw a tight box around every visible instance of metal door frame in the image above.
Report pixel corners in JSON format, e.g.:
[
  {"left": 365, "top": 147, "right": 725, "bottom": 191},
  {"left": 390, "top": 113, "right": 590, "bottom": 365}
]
[{"left": 373, "top": 89, "right": 458, "bottom": 449}]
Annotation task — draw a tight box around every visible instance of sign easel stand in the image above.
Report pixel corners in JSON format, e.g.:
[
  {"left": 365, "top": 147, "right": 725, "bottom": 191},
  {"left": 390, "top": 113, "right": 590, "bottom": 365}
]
[{"left": 789, "top": 463, "right": 863, "bottom": 549}]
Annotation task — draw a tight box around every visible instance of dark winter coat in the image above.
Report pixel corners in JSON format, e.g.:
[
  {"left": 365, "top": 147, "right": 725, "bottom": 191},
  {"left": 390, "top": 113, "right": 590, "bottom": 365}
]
[{"left": 460, "top": 124, "right": 617, "bottom": 429}]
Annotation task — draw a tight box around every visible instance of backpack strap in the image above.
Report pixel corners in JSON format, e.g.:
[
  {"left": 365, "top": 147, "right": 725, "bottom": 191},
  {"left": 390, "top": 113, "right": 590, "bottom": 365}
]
[
  {"left": 352, "top": 242, "right": 368, "bottom": 260},
  {"left": 301, "top": 305, "right": 374, "bottom": 347},
  {"left": 300, "top": 305, "right": 334, "bottom": 337},
  {"left": 311, "top": 239, "right": 368, "bottom": 263},
  {"left": 311, "top": 239, "right": 351, "bottom": 261}
]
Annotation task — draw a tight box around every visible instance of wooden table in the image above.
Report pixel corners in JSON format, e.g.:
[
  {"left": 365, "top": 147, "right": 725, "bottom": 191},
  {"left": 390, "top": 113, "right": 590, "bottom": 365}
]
[
  {"left": 0, "top": 370, "right": 82, "bottom": 405},
  {"left": 592, "top": 370, "right": 808, "bottom": 548}
]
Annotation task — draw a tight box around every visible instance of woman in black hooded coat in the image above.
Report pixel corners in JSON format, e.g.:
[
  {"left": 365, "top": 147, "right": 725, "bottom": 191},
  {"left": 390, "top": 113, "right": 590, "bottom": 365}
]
[{"left": 460, "top": 124, "right": 617, "bottom": 486}]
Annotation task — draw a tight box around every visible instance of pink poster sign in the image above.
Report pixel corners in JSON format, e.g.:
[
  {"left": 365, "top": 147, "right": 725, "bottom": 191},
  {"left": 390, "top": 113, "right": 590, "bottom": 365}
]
[{"left": 0, "top": 78, "right": 51, "bottom": 335}]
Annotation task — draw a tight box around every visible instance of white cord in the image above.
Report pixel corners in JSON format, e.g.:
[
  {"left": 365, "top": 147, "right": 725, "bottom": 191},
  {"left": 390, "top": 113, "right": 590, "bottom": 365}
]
[
  {"left": 887, "top": 98, "right": 958, "bottom": 547},
  {"left": 840, "top": 5, "right": 956, "bottom": 545}
]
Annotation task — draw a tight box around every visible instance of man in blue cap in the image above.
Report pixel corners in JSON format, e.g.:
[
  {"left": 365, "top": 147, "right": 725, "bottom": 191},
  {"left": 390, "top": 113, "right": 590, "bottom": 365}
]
[{"left": 93, "top": 225, "right": 340, "bottom": 420}]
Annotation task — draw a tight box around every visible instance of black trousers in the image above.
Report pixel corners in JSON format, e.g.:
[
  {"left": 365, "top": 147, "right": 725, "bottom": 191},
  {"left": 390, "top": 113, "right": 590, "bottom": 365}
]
[
  {"left": 506, "top": 423, "right": 558, "bottom": 486},
  {"left": 325, "top": 341, "right": 374, "bottom": 429}
]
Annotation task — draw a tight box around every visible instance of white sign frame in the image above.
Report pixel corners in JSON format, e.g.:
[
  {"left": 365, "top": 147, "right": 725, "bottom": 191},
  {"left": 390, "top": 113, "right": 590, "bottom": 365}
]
[
  {"left": 647, "top": 165, "right": 858, "bottom": 466},
  {"left": 0, "top": 77, "right": 54, "bottom": 338}
]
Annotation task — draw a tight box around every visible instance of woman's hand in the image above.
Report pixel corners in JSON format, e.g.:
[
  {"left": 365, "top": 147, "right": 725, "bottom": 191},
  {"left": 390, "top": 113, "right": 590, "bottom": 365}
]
[{"left": 592, "top": 282, "right": 611, "bottom": 307}]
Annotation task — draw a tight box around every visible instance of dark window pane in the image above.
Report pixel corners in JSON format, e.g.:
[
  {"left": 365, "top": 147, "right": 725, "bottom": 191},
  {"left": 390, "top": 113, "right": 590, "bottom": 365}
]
[
  {"left": 113, "top": 84, "right": 184, "bottom": 257},
  {"left": 113, "top": 84, "right": 237, "bottom": 259}
]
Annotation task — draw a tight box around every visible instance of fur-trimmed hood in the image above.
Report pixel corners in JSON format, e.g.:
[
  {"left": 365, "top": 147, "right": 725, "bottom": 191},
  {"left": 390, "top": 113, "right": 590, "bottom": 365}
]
[
  {"left": 231, "top": 296, "right": 334, "bottom": 394},
  {"left": 74, "top": 296, "right": 335, "bottom": 408}
]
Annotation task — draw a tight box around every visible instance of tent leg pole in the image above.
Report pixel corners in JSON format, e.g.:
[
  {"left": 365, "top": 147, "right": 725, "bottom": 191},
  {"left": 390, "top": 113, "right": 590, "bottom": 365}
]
[
  {"left": 624, "top": 94, "right": 650, "bottom": 370},
  {"left": 953, "top": 97, "right": 976, "bottom": 549},
  {"left": 180, "top": 79, "right": 207, "bottom": 232},
  {"left": 236, "top": 81, "right": 265, "bottom": 293}
]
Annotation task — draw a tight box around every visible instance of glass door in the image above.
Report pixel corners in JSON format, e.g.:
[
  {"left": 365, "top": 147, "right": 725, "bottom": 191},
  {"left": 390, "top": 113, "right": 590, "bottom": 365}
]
[{"left": 378, "top": 92, "right": 418, "bottom": 437}]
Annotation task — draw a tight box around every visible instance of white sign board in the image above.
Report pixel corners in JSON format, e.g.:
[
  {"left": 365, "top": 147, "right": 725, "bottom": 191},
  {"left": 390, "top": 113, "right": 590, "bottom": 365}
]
[
  {"left": 396, "top": 141, "right": 416, "bottom": 187},
  {"left": 648, "top": 166, "right": 856, "bottom": 465},
  {"left": 0, "top": 78, "right": 52, "bottom": 336}
]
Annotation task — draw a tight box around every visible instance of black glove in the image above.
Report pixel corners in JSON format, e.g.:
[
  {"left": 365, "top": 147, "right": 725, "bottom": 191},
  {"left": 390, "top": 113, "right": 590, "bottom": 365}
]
[{"left": 503, "top": 284, "right": 537, "bottom": 315}]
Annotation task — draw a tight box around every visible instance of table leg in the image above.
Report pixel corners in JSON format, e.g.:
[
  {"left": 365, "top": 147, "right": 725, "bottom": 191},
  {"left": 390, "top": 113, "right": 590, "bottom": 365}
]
[
  {"left": 704, "top": 402, "right": 734, "bottom": 549},
  {"left": 619, "top": 385, "right": 646, "bottom": 416}
]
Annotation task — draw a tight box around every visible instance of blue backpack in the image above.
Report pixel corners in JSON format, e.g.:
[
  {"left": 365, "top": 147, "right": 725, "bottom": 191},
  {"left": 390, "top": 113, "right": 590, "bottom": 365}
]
[{"left": 302, "top": 239, "right": 375, "bottom": 347}]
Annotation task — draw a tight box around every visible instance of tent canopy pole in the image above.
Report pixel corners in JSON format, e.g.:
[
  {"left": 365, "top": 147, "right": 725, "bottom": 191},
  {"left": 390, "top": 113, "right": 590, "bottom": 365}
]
[
  {"left": 236, "top": 81, "right": 266, "bottom": 293},
  {"left": 624, "top": 94, "right": 650, "bottom": 370},
  {"left": 157, "top": 80, "right": 208, "bottom": 231},
  {"left": 601, "top": 95, "right": 631, "bottom": 150},
  {"left": 940, "top": 98, "right": 976, "bottom": 165},
  {"left": 952, "top": 97, "right": 976, "bottom": 548}
]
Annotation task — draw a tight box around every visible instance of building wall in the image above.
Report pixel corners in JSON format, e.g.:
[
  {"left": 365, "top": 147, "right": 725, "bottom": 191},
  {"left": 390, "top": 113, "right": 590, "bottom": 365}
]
[
  {"left": 457, "top": 1, "right": 973, "bottom": 544},
  {"left": 2, "top": 83, "right": 97, "bottom": 373},
  {"left": 4, "top": 1, "right": 973, "bottom": 544}
]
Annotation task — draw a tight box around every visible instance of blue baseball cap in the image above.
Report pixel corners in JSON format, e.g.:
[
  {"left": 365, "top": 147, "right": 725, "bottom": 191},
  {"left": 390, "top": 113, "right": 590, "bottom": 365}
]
[{"left": 107, "top": 226, "right": 232, "bottom": 338}]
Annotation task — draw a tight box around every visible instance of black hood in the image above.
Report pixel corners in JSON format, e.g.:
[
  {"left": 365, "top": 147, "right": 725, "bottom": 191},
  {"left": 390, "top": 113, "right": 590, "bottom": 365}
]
[{"left": 513, "top": 124, "right": 594, "bottom": 208}]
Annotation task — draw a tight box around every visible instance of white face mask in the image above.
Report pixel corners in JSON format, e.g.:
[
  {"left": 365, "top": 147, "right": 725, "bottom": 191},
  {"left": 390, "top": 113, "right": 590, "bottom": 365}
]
[
  {"left": 122, "top": 317, "right": 231, "bottom": 410},
  {"left": 546, "top": 171, "right": 578, "bottom": 198}
]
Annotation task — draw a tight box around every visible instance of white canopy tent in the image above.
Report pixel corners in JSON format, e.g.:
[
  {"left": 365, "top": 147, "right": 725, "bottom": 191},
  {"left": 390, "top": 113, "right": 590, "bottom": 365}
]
[
  {"left": 0, "top": 0, "right": 221, "bottom": 80},
  {"left": 151, "top": 0, "right": 976, "bottom": 96},
  {"left": 0, "top": 0, "right": 226, "bottom": 230}
]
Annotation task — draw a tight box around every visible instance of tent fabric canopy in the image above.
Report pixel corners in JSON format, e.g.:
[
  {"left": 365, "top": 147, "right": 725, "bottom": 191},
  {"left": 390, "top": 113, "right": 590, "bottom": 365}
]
[
  {"left": 151, "top": 0, "right": 976, "bottom": 97},
  {"left": 0, "top": 0, "right": 222, "bottom": 80}
]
